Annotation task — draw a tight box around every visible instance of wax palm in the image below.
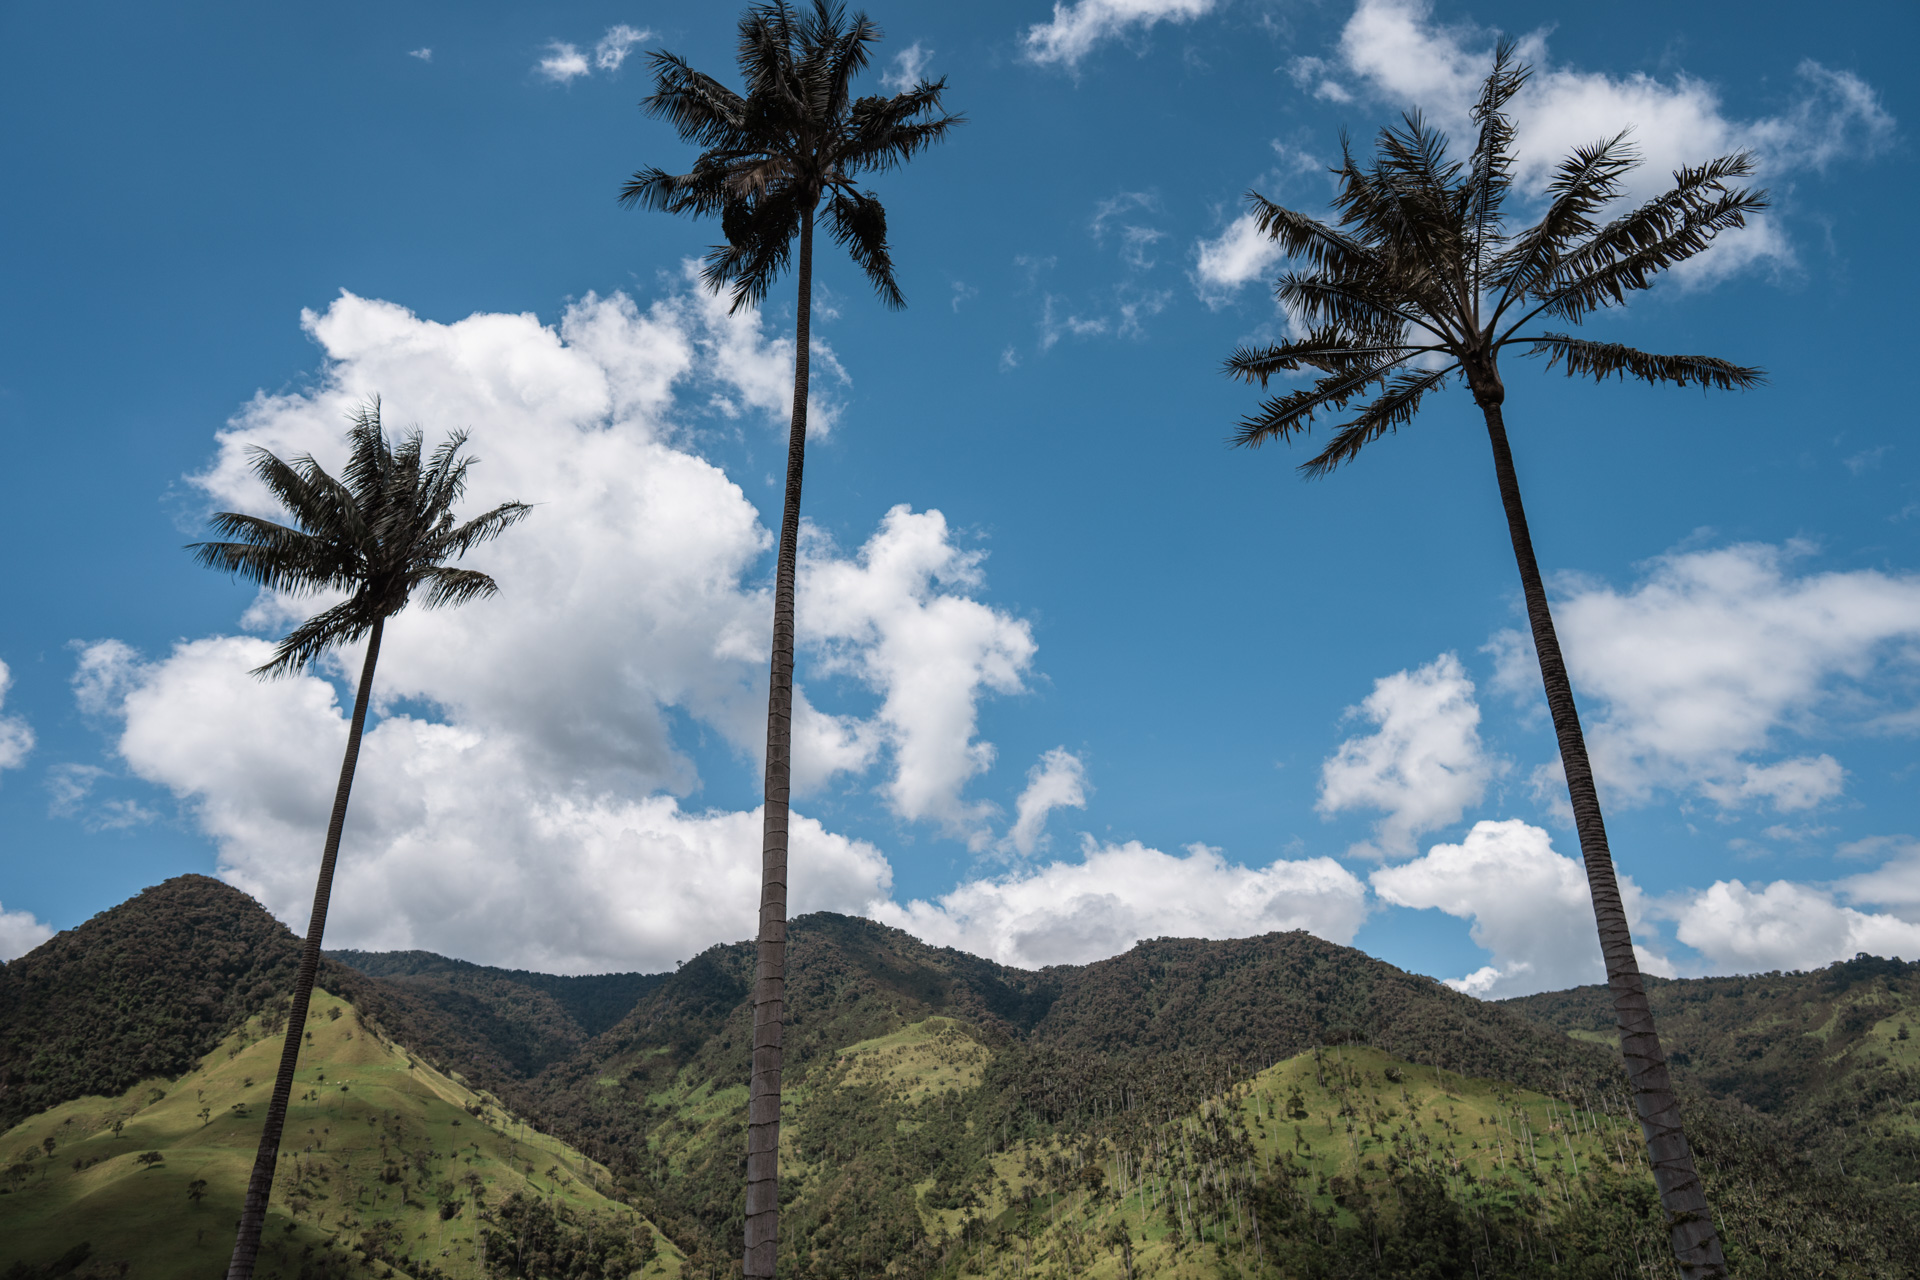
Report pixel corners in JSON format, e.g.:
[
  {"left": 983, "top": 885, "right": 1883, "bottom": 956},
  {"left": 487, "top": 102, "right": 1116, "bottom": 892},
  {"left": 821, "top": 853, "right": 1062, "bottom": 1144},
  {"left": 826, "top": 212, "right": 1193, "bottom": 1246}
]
[
  {"left": 192, "top": 401, "right": 529, "bottom": 1280},
  {"left": 620, "top": 5, "right": 958, "bottom": 1274},
  {"left": 1226, "top": 47, "right": 1763, "bottom": 1280}
]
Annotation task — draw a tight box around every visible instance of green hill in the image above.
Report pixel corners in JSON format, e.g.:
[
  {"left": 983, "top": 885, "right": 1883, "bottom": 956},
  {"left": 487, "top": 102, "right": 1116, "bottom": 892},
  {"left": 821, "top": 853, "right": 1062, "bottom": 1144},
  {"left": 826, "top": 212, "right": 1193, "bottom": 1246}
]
[
  {"left": 5, "top": 878, "right": 1918, "bottom": 1278},
  {"left": 323, "top": 952, "right": 668, "bottom": 1077},
  {"left": 1503, "top": 954, "right": 1920, "bottom": 1186},
  {"left": 0, "top": 987, "right": 680, "bottom": 1280}
]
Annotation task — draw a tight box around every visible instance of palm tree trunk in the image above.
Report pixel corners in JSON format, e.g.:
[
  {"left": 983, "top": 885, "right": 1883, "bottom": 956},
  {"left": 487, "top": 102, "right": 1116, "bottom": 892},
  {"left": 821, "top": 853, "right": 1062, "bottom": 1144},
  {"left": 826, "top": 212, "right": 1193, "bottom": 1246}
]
[
  {"left": 1477, "top": 400, "right": 1726, "bottom": 1278},
  {"left": 227, "top": 618, "right": 385, "bottom": 1280},
  {"left": 744, "top": 204, "right": 813, "bottom": 1280}
]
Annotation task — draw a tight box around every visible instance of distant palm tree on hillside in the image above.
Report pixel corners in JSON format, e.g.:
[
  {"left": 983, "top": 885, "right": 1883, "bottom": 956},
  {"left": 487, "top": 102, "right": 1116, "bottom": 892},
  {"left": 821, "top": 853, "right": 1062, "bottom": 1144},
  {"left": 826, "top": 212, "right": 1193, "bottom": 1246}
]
[
  {"left": 192, "top": 400, "right": 529, "bottom": 1280},
  {"left": 1224, "top": 45, "right": 1765, "bottom": 1280},
  {"left": 619, "top": 4, "right": 959, "bottom": 1274}
]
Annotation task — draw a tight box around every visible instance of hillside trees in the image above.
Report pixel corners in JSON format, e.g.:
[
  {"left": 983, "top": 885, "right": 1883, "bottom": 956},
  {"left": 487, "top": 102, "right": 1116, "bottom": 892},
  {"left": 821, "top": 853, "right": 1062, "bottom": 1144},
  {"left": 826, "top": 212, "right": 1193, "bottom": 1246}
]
[
  {"left": 618, "top": 5, "right": 960, "bottom": 1274},
  {"left": 189, "top": 402, "right": 528, "bottom": 1280},
  {"left": 1221, "top": 46, "right": 1765, "bottom": 1279}
]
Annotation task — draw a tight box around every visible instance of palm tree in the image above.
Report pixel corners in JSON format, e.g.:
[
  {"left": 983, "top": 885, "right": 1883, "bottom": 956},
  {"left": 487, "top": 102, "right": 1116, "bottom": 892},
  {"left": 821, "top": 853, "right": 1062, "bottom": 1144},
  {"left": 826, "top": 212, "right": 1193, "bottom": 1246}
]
[
  {"left": 192, "top": 401, "right": 529, "bottom": 1280},
  {"left": 1225, "top": 47, "right": 1762, "bottom": 1279},
  {"left": 619, "top": 6, "right": 958, "bottom": 1274}
]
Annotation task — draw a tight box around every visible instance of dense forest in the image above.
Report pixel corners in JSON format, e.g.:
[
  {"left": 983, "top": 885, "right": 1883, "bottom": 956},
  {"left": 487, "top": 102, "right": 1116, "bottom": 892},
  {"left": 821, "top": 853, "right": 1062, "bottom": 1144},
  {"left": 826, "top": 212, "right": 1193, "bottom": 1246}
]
[{"left": 4, "top": 876, "right": 1918, "bottom": 1279}]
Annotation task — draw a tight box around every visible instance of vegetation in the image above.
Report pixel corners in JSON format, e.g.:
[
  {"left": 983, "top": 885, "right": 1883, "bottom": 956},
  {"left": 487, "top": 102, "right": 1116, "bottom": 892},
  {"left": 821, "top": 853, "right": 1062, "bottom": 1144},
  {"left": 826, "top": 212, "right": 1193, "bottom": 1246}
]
[
  {"left": 6, "top": 879, "right": 1920, "bottom": 1277},
  {"left": 325, "top": 952, "right": 668, "bottom": 1077},
  {"left": 618, "top": 5, "right": 959, "bottom": 1274},
  {"left": 1222, "top": 46, "right": 1768, "bottom": 1279},
  {"left": 0, "top": 989, "right": 677, "bottom": 1280},
  {"left": 190, "top": 404, "right": 530, "bottom": 1279}
]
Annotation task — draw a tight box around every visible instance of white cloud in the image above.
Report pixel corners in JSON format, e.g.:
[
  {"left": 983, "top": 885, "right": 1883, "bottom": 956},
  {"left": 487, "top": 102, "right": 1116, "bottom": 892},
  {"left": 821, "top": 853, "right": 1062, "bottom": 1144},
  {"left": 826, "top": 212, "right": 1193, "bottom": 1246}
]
[
  {"left": 79, "top": 278, "right": 1027, "bottom": 971},
  {"left": 1668, "top": 878, "right": 1920, "bottom": 974},
  {"left": 0, "top": 902, "right": 54, "bottom": 963},
  {"left": 1371, "top": 819, "right": 1667, "bottom": 998},
  {"left": 408, "top": 48, "right": 432, "bottom": 63},
  {"left": 1022, "top": 0, "right": 1217, "bottom": 69},
  {"left": 874, "top": 837, "right": 1368, "bottom": 968},
  {"left": 594, "top": 25, "right": 649, "bottom": 72},
  {"left": 84, "top": 634, "right": 892, "bottom": 975},
  {"left": 1504, "top": 542, "right": 1920, "bottom": 812},
  {"left": 1317, "top": 653, "right": 1502, "bottom": 858},
  {"left": 881, "top": 41, "right": 932, "bottom": 93},
  {"left": 536, "top": 41, "right": 591, "bottom": 83},
  {"left": 1003, "top": 747, "right": 1089, "bottom": 858},
  {"left": 1192, "top": 213, "right": 1285, "bottom": 306},
  {"left": 1325, "top": 0, "right": 1894, "bottom": 281},
  {"left": 46, "top": 762, "right": 157, "bottom": 832},
  {"left": 0, "top": 659, "right": 33, "bottom": 774},
  {"left": 802, "top": 508, "right": 1036, "bottom": 840},
  {"left": 1836, "top": 836, "right": 1920, "bottom": 923}
]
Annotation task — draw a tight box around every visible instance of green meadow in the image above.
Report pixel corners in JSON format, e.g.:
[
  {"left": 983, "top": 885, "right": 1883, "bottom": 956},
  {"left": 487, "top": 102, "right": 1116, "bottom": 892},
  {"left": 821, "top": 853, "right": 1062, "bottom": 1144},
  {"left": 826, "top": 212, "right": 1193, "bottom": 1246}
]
[{"left": 0, "top": 989, "right": 681, "bottom": 1280}]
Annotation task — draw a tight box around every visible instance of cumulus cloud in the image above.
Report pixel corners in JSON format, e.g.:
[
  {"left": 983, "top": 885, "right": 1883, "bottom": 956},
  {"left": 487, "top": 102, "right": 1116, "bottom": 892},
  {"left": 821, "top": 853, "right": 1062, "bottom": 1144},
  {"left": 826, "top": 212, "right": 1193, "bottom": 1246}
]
[
  {"left": 1022, "top": 0, "right": 1217, "bottom": 69},
  {"left": 881, "top": 41, "right": 932, "bottom": 92},
  {"left": 1320, "top": 0, "right": 1893, "bottom": 280},
  {"left": 802, "top": 509, "right": 1037, "bottom": 839},
  {"left": 1191, "top": 213, "right": 1285, "bottom": 305},
  {"left": 0, "top": 659, "right": 34, "bottom": 774},
  {"left": 1318, "top": 653, "right": 1503, "bottom": 858},
  {"left": 1667, "top": 878, "right": 1920, "bottom": 974},
  {"left": 80, "top": 278, "right": 1025, "bottom": 971},
  {"left": 1003, "top": 748, "right": 1089, "bottom": 858},
  {"left": 1835, "top": 836, "right": 1920, "bottom": 923},
  {"left": 536, "top": 41, "right": 590, "bottom": 83},
  {"left": 1371, "top": 819, "right": 1666, "bottom": 997},
  {"left": 407, "top": 48, "right": 432, "bottom": 63},
  {"left": 874, "top": 838, "right": 1368, "bottom": 968},
  {"left": 1501, "top": 542, "right": 1920, "bottom": 812},
  {"left": 0, "top": 902, "right": 54, "bottom": 963}
]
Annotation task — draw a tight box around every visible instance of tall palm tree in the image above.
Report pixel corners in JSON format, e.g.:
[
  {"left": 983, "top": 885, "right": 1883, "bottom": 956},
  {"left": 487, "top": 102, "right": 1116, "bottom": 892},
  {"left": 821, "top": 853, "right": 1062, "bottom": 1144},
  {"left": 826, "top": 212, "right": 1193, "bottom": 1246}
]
[
  {"left": 619, "top": 6, "right": 958, "bottom": 1274},
  {"left": 1225, "top": 47, "right": 1762, "bottom": 1280},
  {"left": 192, "top": 401, "right": 529, "bottom": 1280}
]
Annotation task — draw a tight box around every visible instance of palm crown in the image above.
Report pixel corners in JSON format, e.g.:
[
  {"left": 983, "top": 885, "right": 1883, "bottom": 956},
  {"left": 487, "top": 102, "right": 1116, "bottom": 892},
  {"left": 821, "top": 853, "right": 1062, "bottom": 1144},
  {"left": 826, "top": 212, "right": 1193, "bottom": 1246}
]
[
  {"left": 1227, "top": 44, "right": 1767, "bottom": 472},
  {"left": 619, "top": 0, "right": 961, "bottom": 311},
  {"left": 191, "top": 400, "right": 530, "bottom": 677}
]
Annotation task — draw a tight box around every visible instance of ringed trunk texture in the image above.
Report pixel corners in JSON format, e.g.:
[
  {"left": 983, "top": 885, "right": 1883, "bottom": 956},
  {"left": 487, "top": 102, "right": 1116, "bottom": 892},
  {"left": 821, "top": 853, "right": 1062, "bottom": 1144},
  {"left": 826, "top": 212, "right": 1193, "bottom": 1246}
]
[
  {"left": 744, "top": 205, "right": 814, "bottom": 1280},
  {"left": 227, "top": 618, "right": 385, "bottom": 1280},
  {"left": 1476, "top": 396, "right": 1726, "bottom": 1279}
]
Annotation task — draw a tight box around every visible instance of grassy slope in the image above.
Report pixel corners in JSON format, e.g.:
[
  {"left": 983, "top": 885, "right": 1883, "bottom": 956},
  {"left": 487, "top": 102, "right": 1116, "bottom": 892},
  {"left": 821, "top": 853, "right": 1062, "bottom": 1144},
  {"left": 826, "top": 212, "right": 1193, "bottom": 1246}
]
[
  {"left": 1504, "top": 954, "right": 1920, "bottom": 1184},
  {"left": 0, "top": 989, "right": 681, "bottom": 1280},
  {"left": 624, "top": 1016, "right": 1645, "bottom": 1279}
]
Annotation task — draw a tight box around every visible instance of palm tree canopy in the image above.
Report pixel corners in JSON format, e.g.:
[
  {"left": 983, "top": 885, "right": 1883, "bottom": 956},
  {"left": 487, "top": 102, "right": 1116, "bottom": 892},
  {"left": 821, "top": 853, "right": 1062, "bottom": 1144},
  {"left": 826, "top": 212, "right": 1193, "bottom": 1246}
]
[
  {"left": 189, "top": 400, "right": 531, "bottom": 677},
  {"left": 619, "top": 0, "right": 963, "bottom": 311},
  {"left": 1226, "top": 43, "right": 1768, "bottom": 475}
]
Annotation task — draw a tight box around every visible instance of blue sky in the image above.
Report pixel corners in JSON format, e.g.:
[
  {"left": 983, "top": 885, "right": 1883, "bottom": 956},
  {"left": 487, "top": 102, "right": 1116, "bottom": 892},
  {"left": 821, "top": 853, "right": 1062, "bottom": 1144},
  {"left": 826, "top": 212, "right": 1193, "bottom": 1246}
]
[{"left": 1, "top": 0, "right": 1916, "bottom": 993}]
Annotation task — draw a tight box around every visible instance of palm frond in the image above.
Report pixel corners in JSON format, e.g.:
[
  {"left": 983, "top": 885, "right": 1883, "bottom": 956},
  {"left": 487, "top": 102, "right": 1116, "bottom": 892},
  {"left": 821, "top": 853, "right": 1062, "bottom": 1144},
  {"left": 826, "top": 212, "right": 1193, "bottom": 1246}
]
[
  {"left": 822, "top": 187, "right": 902, "bottom": 307},
  {"left": 1299, "top": 366, "right": 1455, "bottom": 476},
  {"left": 1224, "top": 327, "right": 1428, "bottom": 384},
  {"left": 1524, "top": 334, "right": 1765, "bottom": 390},
  {"left": 414, "top": 566, "right": 502, "bottom": 611},
  {"left": 1232, "top": 356, "right": 1416, "bottom": 448},
  {"left": 252, "top": 598, "right": 377, "bottom": 680}
]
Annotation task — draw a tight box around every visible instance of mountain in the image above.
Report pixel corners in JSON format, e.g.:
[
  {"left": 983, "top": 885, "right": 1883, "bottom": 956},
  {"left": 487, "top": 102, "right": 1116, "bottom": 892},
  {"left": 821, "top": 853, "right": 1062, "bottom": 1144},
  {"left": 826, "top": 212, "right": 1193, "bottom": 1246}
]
[
  {"left": 323, "top": 951, "right": 668, "bottom": 1077},
  {"left": 1503, "top": 953, "right": 1920, "bottom": 1186},
  {"left": 5, "top": 877, "right": 1918, "bottom": 1278}
]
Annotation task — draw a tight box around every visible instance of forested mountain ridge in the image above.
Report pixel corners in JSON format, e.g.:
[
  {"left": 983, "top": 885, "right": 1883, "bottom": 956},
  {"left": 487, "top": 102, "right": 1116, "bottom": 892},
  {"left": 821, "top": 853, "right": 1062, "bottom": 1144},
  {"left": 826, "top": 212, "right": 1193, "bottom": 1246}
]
[
  {"left": 324, "top": 950, "right": 668, "bottom": 1075},
  {"left": 1504, "top": 954, "right": 1920, "bottom": 1185},
  {"left": 0, "top": 877, "right": 553, "bottom": 1133},
  {"left": 5, "top": 877, "right": 1919, "bottom": 1277}
]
